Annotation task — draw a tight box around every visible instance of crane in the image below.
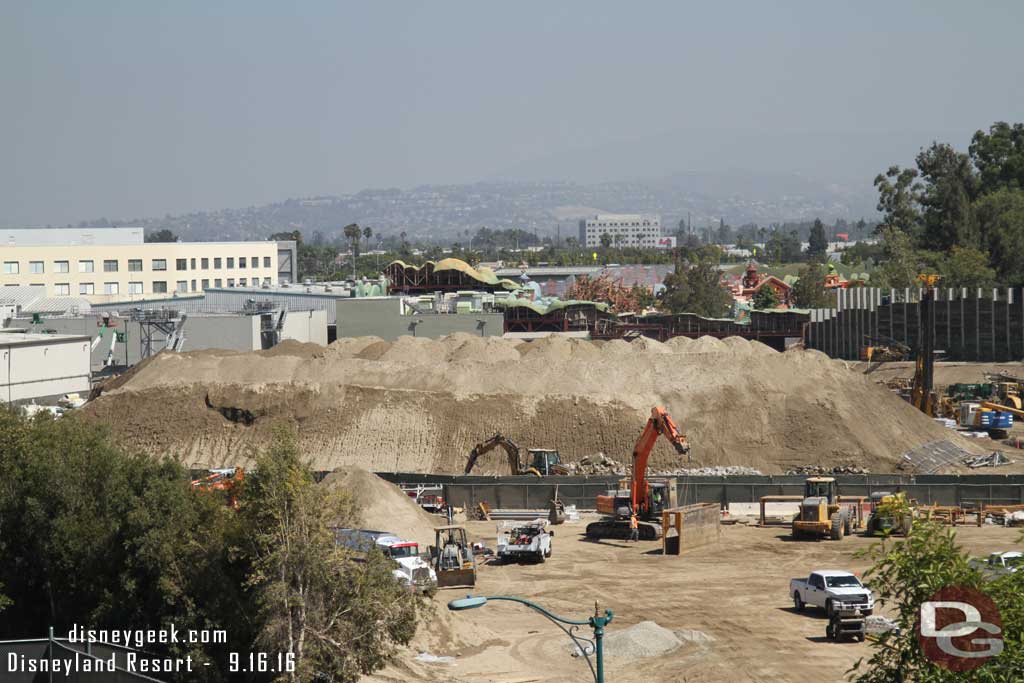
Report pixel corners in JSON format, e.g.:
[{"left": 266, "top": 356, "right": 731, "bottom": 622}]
[
  {"left": 464, "top": 433, "right": 568, "bottom": 476},
  {"left": 585, "top": 406, "right": 690, "bottom": 540}
]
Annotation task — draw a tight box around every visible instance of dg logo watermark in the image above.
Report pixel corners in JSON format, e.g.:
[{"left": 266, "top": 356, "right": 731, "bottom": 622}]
[{"left": 917, "top": 585, "right": 1003, "bottom": 672}]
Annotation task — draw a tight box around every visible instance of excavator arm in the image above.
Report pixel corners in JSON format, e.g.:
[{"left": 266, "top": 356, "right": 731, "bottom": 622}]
[
  {"left": 464, "top": 433, "right": 523, "bottom": 475},
  {"left": 630, "top": 406, "right": 689, "bottom": 515}
]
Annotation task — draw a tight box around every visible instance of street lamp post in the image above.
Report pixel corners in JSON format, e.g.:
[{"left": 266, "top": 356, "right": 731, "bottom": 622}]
[{"left": 448, "top": 595, "right": 613, "bottom": 683}]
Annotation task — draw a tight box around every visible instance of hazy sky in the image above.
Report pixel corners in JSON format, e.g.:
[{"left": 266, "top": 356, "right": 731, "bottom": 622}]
[{"left": 2, "top": 1, "right": 1022, "bottom": 226}]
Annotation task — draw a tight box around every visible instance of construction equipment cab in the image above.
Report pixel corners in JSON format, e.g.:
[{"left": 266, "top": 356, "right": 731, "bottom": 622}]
[
  {"left": 432, "top": 526, "right": 477, "bottom": 588},
  {"left": 792, "top": 477, "right": 856, "bottom": 540},
  {"left": 526, "top": 449, "right": 565, "bottom": 476},
  {"left": 464, "top": 433, "right": 568, "bottom": 476}
]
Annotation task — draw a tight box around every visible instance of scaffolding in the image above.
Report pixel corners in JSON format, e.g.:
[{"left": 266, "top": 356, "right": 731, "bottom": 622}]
[
  {"left": 242, "top": 299, "right": 288, "bottom": 349},
  {"left": 129, "top": 307, "right": 187, "bottom": 359}
]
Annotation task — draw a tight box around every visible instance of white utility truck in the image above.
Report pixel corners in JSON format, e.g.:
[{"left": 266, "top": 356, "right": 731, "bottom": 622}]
[{"left": 496, "top": 519, "right": 553, "bottom": 563}]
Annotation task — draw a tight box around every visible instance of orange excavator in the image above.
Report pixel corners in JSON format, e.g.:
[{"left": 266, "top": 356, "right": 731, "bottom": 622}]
[
  {"left": 191, "top": 467, "right": 244, "bottom": 508},
  {"left": 585, "top": 406, "right": 690, "bottom": 540}
]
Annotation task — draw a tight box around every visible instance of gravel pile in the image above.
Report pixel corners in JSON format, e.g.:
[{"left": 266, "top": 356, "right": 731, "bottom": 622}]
[{"left": 587, "top": 621, "right": 684, "bottom": 659}]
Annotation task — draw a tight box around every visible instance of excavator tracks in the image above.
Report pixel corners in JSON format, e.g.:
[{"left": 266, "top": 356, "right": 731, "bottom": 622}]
[{"left": 585, "top": 520, "right": 661, "bottom": 541}]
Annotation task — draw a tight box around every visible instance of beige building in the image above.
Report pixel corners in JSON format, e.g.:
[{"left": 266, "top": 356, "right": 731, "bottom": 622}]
[{"left": 0, "top": 227, "right": 280, "bottom": 304}]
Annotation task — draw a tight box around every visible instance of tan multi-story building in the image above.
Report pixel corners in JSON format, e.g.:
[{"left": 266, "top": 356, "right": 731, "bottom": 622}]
[{"left": 0, "top": 227, "right": 285, "bottom": 304}]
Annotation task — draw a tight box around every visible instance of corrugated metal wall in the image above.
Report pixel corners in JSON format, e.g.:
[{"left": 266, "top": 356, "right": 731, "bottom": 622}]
[{"left": 805, "top": 287, "right": 1024, "bottom": 361}]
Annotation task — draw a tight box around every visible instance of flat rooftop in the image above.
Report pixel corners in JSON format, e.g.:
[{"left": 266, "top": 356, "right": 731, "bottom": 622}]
[{"left": 0, "top": 332, "right": 91, "bottom": 347}]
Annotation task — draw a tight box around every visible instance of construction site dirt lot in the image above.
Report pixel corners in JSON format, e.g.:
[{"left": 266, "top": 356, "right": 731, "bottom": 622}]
[{"left": 373, "top": 519, "right": 1021, "bottom": 683}]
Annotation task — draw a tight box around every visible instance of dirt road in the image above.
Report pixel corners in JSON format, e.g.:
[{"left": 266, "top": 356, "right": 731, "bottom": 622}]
[{"left": 371, "top": 519, "right": 1020, "bottom": 683}]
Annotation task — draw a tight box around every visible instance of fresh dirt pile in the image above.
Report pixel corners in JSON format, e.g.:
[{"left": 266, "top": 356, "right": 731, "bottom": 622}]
[
  {"left": 319, "top": 467, "right": 440, "bottom": 547},
  {"left": 82, "top": 334, "right": 975, "bottom": 473}
]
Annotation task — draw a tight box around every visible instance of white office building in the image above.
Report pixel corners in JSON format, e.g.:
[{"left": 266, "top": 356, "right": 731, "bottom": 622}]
[
  {"left": 577, "top": 214, "right": 665, "bottom": 248},
  {"left": 0, "top": 227, "right": 297, "bottom": 304}
]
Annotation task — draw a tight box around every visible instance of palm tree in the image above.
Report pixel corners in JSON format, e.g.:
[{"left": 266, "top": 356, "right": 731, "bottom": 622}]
[{"left": 343, "top": 223, "right": 361, "bottom": 279}]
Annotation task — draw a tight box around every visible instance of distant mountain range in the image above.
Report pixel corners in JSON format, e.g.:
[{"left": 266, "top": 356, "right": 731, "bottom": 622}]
[{"left": 78, "top": 172, "right": 879, "bottom": 243}]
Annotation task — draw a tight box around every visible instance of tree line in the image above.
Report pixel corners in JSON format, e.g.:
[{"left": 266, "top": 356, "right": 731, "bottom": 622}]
[
  {"left": 869, "top": 121, "right": 1024, "bottom": 289},
  {"left": 0, "top": 408, "right": 418, "bottom": 682}
]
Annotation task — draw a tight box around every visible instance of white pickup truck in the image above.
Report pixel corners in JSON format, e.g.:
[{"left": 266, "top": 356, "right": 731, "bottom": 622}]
[
  {"left": 496, "top": 519, "right": 552, "bottom": 563},
  {"left": 790, "top": 570, "right": 874, "bottom": 617}
]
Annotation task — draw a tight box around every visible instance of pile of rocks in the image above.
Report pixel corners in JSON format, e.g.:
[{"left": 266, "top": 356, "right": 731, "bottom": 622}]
[
  {"left": 564, "top": 453, "right": 628, "bottom": 476},
  {"left": 564, "top": 457, "right": 763, "bottom": 478},
  {"left": 669, "top": 465, "right": 764, "bottom": 476},
  {"left": 786, "top": 464, "right": 870, "bottom": 476}
]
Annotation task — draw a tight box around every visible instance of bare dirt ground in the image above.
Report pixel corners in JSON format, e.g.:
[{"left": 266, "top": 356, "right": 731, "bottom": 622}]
[
  {"left": 369, "top": 519, "right": 1021, "bottom": 683},
  {"left": 855, "top": 360, "right": 1024, "bottom": 387},
  {"left": 858, "top": 360, "right": 1024, "bottom": 474}
]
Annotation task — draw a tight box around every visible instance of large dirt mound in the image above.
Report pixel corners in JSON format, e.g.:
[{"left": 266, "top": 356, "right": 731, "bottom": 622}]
[
  {"left": 82, "top": 334, "right": 966, "bottom": 473},
  {"left": 320, "top": 467, "right": 440, "bottom": 547}
]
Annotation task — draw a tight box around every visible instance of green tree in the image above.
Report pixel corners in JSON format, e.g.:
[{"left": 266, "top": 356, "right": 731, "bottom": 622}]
[
  {"left": 874, "top": 165, "right": 923, "bottom": 235},
  {"left": 852, "top": 523, "right": 1023, "bottom": 683},
  {"left": 970, "top": 121, "right": 1024, "bottom": 193},
  {"left": 599, "top": 232, "right": 612, "bottom": 249},
  {"left": 791, "top": 262, "right": 833, "bottom": 308},
  {"left": 363, "top": 225, "right": 373, "bottom": 247},
  {"left": 271, "top": 229, "right": 303, "bottom": 244},
  {"left": 765, "top": 229, "right": 802, "bottom": 262},
  {"left": 937, "top": 246, "right": 997, "bottom": 290},
  {"left": 751, "top": 285, "right": 780, "bottom": 309},
  {"left": 241, "top": 432, "right": 418, "bottom": 683},
  {"left": 660, "top": 259, "right": 733, "bottom": 317},
  {"left": 0, "top": 408, "right": 246, "bottom": 673},
  {"left": 715, "top": 220, "right": 733, "bottom": 245},
  {"left": 145, "top": 228, "right": 178, "bottom": 243},
  {"left": 806, "top": 218, "right": 828, "bottom": 259},
  {"left": 839, "top": 241, "right": 885, "bottom": 267},
  {"left": 975, "top": 188, "right": 1024, "bottom": 286},
  {"left": 343, "top": 223, "right": 362, "bottom": 258},
  {"left": 915, "top": 142, "right": 980, "bottom": 251},
  {"left": 872, "top": 227, "right": 925, "bottom": 290}
]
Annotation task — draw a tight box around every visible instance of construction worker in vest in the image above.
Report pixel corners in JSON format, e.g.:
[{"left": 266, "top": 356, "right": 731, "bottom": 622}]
[{"left": 628, "top": 509, "right": 640, "bottom": 542}]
